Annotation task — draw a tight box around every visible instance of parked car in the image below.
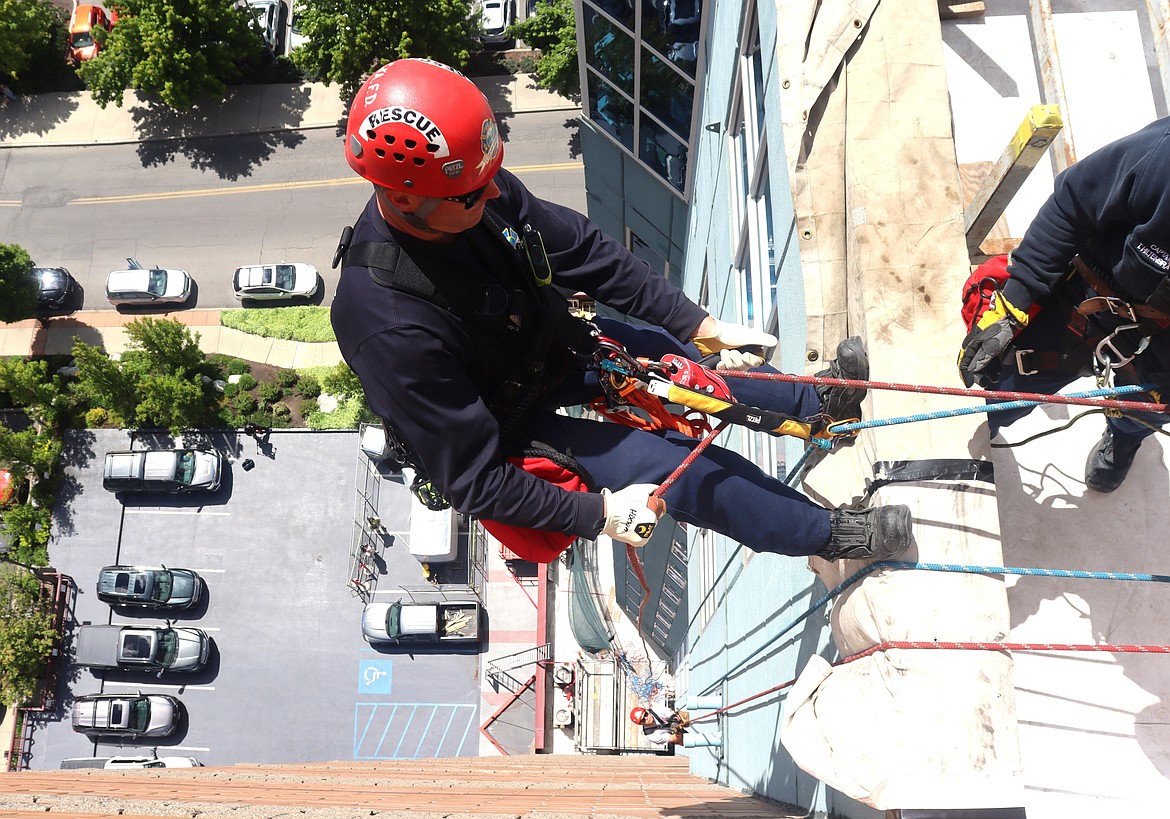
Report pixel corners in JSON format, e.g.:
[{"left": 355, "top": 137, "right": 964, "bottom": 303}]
[
  {"left": 479, "top": 0, "right": 514, "bottom": 43},
  {"left": 232, "top": 263, "right": 319, "bottom": 302},
  {"left": 361, "top": 600, "right": 481, "bottom": 645},
  {"left": 105, "top": 258, "right": 192, "bottom": 307},
  {"left": 67, "top": 4, "right": 115, "bottom": 64},
  {"left": 31, "top": 266, "right": 79, "bottom": 317},
  {"left": 103, "top": 448, "right": 223, "bottom": 494},
  {"left": 288, "top": 1, "right": 308, "bottom": 51},
  {"left": 247, "top": 0, "right": 284, "bottom": 52},
  {"left": 71, "top": 692, "right": 180, "bottom": 738},
  {"left": 96, "top": 565, "right": 203, "bottom": 610},
  {"left": 75, "top": 624, "right": 211, "bottom": 673},
  {"left": 61, "top": 755, "right": 202, "bottom": 769}
]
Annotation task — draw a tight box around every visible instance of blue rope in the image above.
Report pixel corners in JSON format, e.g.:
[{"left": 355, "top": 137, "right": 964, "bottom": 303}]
[
  {"left": 829, "top": 383, "right": 1156, "bottom": 436},
  {"left": 698, "top": 559, "right": 1170, "bottom": 695}
]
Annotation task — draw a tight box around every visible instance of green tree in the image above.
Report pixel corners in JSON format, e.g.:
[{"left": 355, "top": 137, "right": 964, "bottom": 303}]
[
  {"left": 0, "top": 567, "right": 57, "bottom": 706},
  {"left": 0, "top": 428, "right": 60, "bottom": 483},
  {"left": 0, "top": 243, "right": 37, "bottom": 324},
  {"left": 509, "top": 0, "right": 578, "bottom": 101},
  {"left": 0, "top": 0, "right": 58, "bottom": 87},
  {"left": 0, "top": 359, "right": 68, "bottom": 428},
  {"left": 77, "top": 0, "right": 262, "bottom": 110},
  {"left": 72, "top": 319, "right": 220, "bottom": 432},
  {"left": 291, "top": 0, "right": 478, "bottom": 101}
]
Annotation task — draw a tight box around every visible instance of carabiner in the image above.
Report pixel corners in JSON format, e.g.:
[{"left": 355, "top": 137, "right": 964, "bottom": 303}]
[{"left": 1093, "top": 323, "right": 1149, "bottom": 372}]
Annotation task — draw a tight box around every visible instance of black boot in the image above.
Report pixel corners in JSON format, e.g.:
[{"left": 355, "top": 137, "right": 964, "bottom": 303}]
[
  {"left": 815, "top": 336, "right": 869, "bottom": 422},
  {"left": 1085, "top": 427, "right": 1143, "bottom": 493},
  {"left": 817, "top": 505, "right": 913, "bottom": 561}
]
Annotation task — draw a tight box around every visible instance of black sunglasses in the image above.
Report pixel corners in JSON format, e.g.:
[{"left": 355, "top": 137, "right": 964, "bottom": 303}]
[{"left": 443, "top": 182, "right": 490, "bottom": 210}]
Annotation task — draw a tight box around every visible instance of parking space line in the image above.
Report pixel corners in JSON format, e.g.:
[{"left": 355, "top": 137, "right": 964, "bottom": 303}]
[
  {"left": 189, "top": 568, "right": 226, "bottom": 573},
  {"left": 124, "top": 509, "right": 232, "bottom": 515},
  {"left": 170, "top": 746, "right": 210, "bottom": 752},
  {"left": 103, "top": 681, "right": 215, "bottom": 691}
]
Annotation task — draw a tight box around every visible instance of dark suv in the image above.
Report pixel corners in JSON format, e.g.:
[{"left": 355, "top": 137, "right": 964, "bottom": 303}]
[{"left": 96, "top": 565, "right": 203, "bottom": 610}]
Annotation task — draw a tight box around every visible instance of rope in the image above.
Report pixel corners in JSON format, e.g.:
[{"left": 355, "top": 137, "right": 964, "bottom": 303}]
[
  {"left": 697, "top": 558, "right": 1170, "bottom": 697},
  {"left": 684, "top": 638, "right": 1170, "bottom": 724},
  {"left": 721, "top": 370, "right": 1165, "bottom": 413}
]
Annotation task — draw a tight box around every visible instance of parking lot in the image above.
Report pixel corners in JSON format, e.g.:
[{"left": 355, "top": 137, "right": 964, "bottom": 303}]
[{"left": 27, "top": 429, "right": 482, "bottom": 768}]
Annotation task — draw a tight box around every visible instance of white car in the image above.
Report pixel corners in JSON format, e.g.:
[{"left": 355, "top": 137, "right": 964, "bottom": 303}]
[
  {"left": 247, "top": 0, "right": 283, "bottom": 52},
  {"left": 288, "top": 0, "right": 307, "bottom": 51},
  {"left": 480, "top": 0, "right": 514, "bottom": 44},
  {"left": 233, "top": 262, "right": 319, "bottom": 301},
  {"left": 104, "top": 755, "right": 202, "bottom": 769},
  {"left": 105, "top": 258, "right": 192, "bottom": 306}
]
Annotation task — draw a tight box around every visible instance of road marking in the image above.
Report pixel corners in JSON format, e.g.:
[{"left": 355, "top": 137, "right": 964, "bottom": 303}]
[
  {"left": 61, "top": 163, "right": 584, "bottom": 206},
  {"left": 188, "top": 567, "right": 226, "bottom": 573},
  {"left": 124, "top": 508, "right": 231, "bottom": 516},
  {"left": 103, "top": 681, "right": 215, "bottom": 691},
  {"left": 170, "top": 746, "right": 211, "bottom": 752}
]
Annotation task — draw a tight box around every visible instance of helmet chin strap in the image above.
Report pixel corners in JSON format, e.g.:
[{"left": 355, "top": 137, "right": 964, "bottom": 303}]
[{"left": 376, "top": 187, "right": 441, "bottom": 232}]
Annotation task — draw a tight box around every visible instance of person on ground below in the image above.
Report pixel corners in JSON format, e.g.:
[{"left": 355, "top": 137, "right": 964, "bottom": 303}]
[
  {"left": 330, "top": 58, "right": 913, "bottom": 563},
  {"left": 958, "top": 117, "right": 1170, "bottom": 492}
]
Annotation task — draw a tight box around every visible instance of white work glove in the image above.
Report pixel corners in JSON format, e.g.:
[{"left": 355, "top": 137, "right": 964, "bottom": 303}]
[
  {"left": 600, "top": 484, "right": 666, "bottom": 547},
  {"left": 692, "top": 318, "right": 777, "bottom": 370}
]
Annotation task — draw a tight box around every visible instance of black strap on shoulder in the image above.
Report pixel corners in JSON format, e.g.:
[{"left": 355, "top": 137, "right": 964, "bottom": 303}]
[{"left": 342, "top": 237, "right": 459, "bottom": 313}]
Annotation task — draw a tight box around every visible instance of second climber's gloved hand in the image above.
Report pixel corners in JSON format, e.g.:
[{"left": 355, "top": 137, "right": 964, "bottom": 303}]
[
  {"left": 957, "top": 293, "right": 1030, "bottom": 388},
  {"left": 600, "top": 484, "right": 666, "bottom": 547},
  {"left": 692, "top": 318, "right": 777, "bottom": 371}
]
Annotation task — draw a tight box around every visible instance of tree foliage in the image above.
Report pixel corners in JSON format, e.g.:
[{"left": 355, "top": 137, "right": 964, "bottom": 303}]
[
  {"left": 0, "top": 359, "right": 68, "bottom": 428},
  {"left": 0, "top": 568, "right": 56, "bottom": 706},
  {"left": 0, "top": 244, "right": 37, "bottom": 325},
  {"left": 290, "top": 0, "right": 478, "bottom": 101},
  {"left": 77, "top": 0, "right": 263, "bottom": 110},
  {"left": 509, "top": 0, "right": 578, "bottom": 101},
  {"left": 0, "top": 0, "right": 59, "bottom": 86},
  {"left": 72, "top": 318, "right": 221, "bottom": 433},
  {"left": 0, "top": 428, "right": 60, "bottom": 484}
]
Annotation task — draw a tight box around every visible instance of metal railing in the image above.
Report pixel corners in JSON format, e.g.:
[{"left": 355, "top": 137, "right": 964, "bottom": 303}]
[{"left": 486, "top": 643, "right": 551, "bottom": 693}]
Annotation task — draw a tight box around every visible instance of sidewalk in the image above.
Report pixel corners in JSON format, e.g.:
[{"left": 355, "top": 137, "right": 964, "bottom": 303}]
[
  {"left": 0, "top": 74, "right": 579, "bottom": 364},
  {"left": 0, "top": 74, "right": 578, "bottom": 149}
]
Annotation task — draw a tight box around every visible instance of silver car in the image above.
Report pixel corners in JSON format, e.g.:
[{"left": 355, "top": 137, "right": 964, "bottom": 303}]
[
  {"left": 103, "top": 449, "right": 223, "bottom": 494},
  {"left": 232, "top": 262, "right": 319, "bottom": 301},
  {"left": 71, "top": 692, "right": 181, "bottom": 738},
  {"left": 105, "top": 258, "right": 192, "bottom": 306}
]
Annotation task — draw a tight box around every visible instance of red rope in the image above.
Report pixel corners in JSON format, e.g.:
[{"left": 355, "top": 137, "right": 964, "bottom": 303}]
[
  {"left": 721, "top": 370, "right": 1168, "bottom": 413},
  {"left": 684, "top": 639, "right": 1170, "bottom": 724}
]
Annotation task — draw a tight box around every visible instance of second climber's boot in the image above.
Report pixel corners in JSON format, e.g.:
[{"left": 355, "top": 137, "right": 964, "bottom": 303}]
[
  {"left": 815, "top": 336, "right": 870, "bottom": 422},
  {"left": 1085, "top": 427, "right": 1143, "bottom": 493},
  {"left": 817, "top": 505, "right": 913, "bottom": 561}
]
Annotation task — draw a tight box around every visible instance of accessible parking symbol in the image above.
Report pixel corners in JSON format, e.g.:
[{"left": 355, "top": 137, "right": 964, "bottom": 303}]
[{"left": 359, "top": 659, "right": 393, "bottom": 695}]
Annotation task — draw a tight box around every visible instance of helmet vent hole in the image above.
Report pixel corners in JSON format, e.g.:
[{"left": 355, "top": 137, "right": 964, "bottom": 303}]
[
  {"left": 426, "top": 143, "right": 440, "bottom": 153},
  {"left": 393, "top": 153, "right": 406, "bottom": 162},
  {"left": 404, "top": 139, "right": 417, "bottom": 149},
  {"left": 374, "top": 148, "right": 386, "bottom": 158},
  {"left": 413, "top": 158, "right": 425, "bottom": 166},
  {"left": 365, "top": 129, "right": 376, "bottom": 140},
  {"left": 383, "top": 135, "right": 395, "bottom": 144}
]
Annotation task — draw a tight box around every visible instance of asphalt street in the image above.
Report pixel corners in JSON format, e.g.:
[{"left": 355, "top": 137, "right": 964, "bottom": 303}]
[
  {"left": 0, "top": 113, "right": 586, "bottom": 311},
  {"left": 31, "top": 428, "right": 481, "bottom": 768}
]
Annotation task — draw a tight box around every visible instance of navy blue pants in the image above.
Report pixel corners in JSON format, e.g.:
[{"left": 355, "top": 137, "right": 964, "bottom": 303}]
[{"left": 537, "top": 319, "right": 831, "bottom": 557}]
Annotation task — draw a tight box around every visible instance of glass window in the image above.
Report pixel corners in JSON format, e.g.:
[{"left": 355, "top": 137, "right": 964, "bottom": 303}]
[
  {"left": 584, "top": 12, "right": 634, "bottom": 96},
  {"left": 155, "top": 630, "right": 177, "bottom": 666},
  {"left": 640, "top": 50, "right": 692, "bottom": 140},
  {"left": 588, "top": 74, "right": 634, "bottom": 152},
  {"left": 640, "top": 0, "right": 701, "bottom": 77},
  {"left": 176, "top": 451, "right": 195, "bottom": 485},
  {"left": 127, "top": 698, "right": 149, "bottom": 732},
  {"left": 639, "top": 114, "right": 687, "bottom": 193},
  {"left": 147, "top": 269, "right": 167, "bottom": 296},
  {"left": 152, "top": 571, "right": 173, "bottom": 603},
  {"left": 586, "top": 0, "right": 635, "bottom": 33},
  {"left": 275, "top": 265, "right": 296, "bottom": 290}
]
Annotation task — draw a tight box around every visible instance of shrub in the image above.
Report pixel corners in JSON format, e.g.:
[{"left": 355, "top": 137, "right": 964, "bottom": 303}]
[
  {"left": 233, "top": 393, "right": 258, "bottom": 414},
  {"left": 299, "top": 397, "right": 319, "bottom": 417},
  {"left": 271, "top": 401, "right": 292, "bottom": 420},
  {"left": 277, "top": 369, "right": 299, "bottom": 388},
  {"left": 236, "top": 374, "right": 257, "bottom": 391},
  {"left": 220, "top": 306, "right": 336, "bottom": 342},
  {"left": 257, "top": 383, "right": 282, "bottom": 405},
  {"left": 227, "top": 358, "right": 252, "bottom": 375},
  {"left": 222, "top": 383, "right": 240, "bottom": 398},
  {"left": 84, "top": 407, "right": 110, "bottom": 428},
  {"left": 321, "top": 363, "right": 363, "bottom": 399},
  {"left": 297, "top": 375, "right": 321, "bottom": 399}
]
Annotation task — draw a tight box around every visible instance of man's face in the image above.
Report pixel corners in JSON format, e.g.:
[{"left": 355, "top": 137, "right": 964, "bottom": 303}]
[
  {"left": 638, "top": 712, "right": 654, "bottom": 726},
  {"left": 378, "top": 177, "right": 501, "bottom": 240}
]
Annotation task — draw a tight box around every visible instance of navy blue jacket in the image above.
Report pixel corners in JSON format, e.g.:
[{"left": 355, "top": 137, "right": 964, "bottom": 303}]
[
  {"left": 1004, "top": 117, "right": 1170, "bottom": 373},
  {"left": 331, "top": 169, "right": 708, "bottom": 538}
]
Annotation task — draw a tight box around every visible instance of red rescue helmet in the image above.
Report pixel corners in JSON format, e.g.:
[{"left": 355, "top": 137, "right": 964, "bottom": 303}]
[
  {"left": 629, "top": 706, "right": 647, "bottom": 724},
  {"left": 345, "top": 59, "right": 503, "bottom": 199}
]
